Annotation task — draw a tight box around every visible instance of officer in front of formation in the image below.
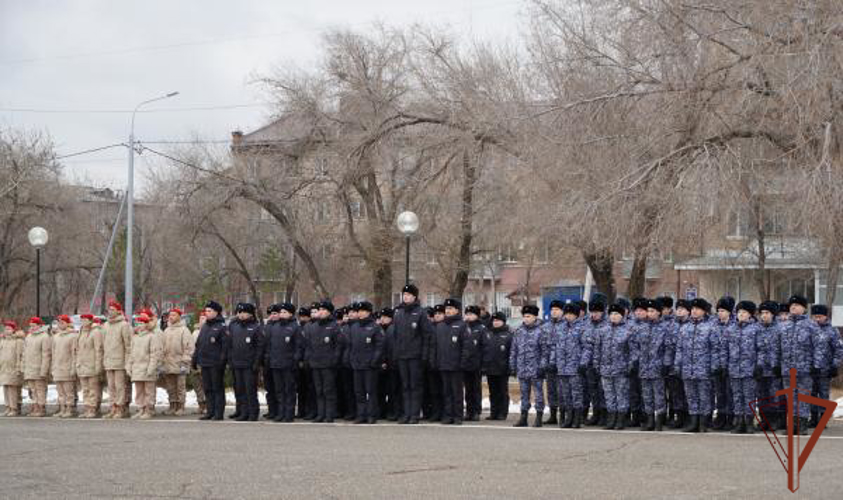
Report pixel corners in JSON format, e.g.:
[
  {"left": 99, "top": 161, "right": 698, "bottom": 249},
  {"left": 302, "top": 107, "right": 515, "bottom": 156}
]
[
  {"left": 228, "top": 303, "right": 264, "bottom": 421},
  {"left": 391, "top": 284, "right": 436, "bottom": 424},
  {"left": 192, "top": 301, "right": 229, "bottom": 421}
]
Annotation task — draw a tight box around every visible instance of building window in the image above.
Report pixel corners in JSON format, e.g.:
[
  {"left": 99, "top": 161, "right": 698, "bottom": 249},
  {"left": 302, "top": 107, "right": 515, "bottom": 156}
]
[
  {"left": 726, "top": 276, "right": 741, "bottom": 300},
  {"left": 774, "top": 277, "right": 815, "bottom": 303},
  {"left": 728, "top": 210, "right": 749, "bottom": 239},
  {"left": 349, "top": 201, "right": 363, "bottom": 220},
  {"left": 316, "top": 157, "right": 329, "bottom": 177},
  {"left": 425, "top": 292, "right": 438, "bottom": 307},
  {"left": 497, "top": 244, "right": 517, "bottom": 263}
]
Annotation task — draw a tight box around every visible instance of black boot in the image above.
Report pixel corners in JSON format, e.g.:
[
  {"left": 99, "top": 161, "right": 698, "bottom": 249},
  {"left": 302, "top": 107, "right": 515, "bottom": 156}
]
[
  {"left": 586, "top": 407, "right": 600, "bottom": 426},
  {"left": 654, "top": 413, "right": 664, "bottom": 431},
  {"left": 604, "top": 412, "right": 616, "bottom": 430},
  {"left": 572, "top": 410, "right": 582, "bottom": 429},
  {"left": 745, "top": 416, "right": 755, "bottom": 434},
  {"left": 684, "top": 415, "right": 699, "bottom": 433},
  {"left": 798, "top": 417, "right": 809, "bottom": 436},
  {"left": 544, "top": 407, "right": 558, "bottom": 425},
  {"left": 597, "top": 409, "right": 608, "bottom": 427},
  {"left": 722, "top": 414, "right": 734, "bottom": 432},
  {"left": 533, "top": 411, "right": 543, "bottom": 428},
  {"left": 700, "top": 414, "right": 709, "bottom": 433},
  {"left": 731, "top": 415, "right": 746, "bottom": 434},
  {"left": 711, "top": 412, "right": 724, "bottom": 430},
  {"left": 562, "top": 408, "right": 573, "bottom": 429},
  {"left": 643, "top": 413, "right": 655, "bottom": 431},
  {"left": 614, "top": 412, "right": 627, "bottom": 430},
  {"left": 513, "top": 411, "right": 528, "bottom": 428}
]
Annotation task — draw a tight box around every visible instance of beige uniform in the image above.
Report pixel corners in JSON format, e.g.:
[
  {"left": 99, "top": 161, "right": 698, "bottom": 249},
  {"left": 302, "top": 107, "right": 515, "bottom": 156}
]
[
  {"left": 126, "top": 324, "right": 162, "bottom": 418},
  {"left": 76, "top": 324, "right": 104, "bottom": 416},
  {"left": 102, "top": 314, "right": 132, "bottom": 415},
  {"left": 23, "top": 326, "right": 51, "bottom": 415},
  {"left": 160, "top": 320, "right": 194, "bottom": 411},
  {"left": 0, "top": 332, "right": 25, "bottom": 415},
  {"left": 51, "top": 327, "right": 78, "bottom": 416}
]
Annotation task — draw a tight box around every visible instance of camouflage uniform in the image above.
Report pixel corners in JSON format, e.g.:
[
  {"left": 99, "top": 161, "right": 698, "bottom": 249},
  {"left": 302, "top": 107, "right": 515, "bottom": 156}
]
[
  {"left": 812, "top": 319, "right": 842, "bottom": 423},
  {"left": 675, "top": 316, "right": 718, "bottom": 418},
  {"left": 779, "top": 314, "right": 821, "bottom": 418},
  {"left": 633, "top": 318, "right": 669, "bottom": 416},
  {"left": 581, "top": 316, "right": 608, "bottom": 416},
  {"left": 756, "top": 318, "right": 783, "bottom": 425},
  {"left": 540, "top": 318, "right": 562, "bottom": 414},
  {"left": 510, "top": 322, "right": 546, "bottom": 413},
  {"left": 727, "top": 319, "right": 761, "bottom": 417},
  {"left": 598, "top": 320, "right": 633, "bottom": 414},
  {"left": 548, "top": 319, "right": 588, "bottom": 412},
  {"left": 711, "top": 315, "right": 734, "bottom": 423}
]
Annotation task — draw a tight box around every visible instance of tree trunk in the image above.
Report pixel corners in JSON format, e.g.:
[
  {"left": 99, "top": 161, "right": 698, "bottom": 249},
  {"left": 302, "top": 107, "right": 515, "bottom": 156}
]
[
  {"left": 449, "top": 150, "right": 476, "bottom": 299},
  {"left": 825, "top": 251, "right": 841, "bottom": 307},
  {"left": 749, "top": 197, "right": 770, "bottom": 301},
  {"left": 371, "top": 228, "right": 395, "bottom": 309},
  {"left": 582, "top": 249, "right": 617, "bottom": 302},
  {"left": 627, "top": 248, "right": 649, "bottom": 299}
]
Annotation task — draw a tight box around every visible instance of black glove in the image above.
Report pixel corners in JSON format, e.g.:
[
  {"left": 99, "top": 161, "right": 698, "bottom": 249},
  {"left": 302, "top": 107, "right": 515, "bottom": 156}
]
[
  {"left": 661, "top": 365, "right": 670, "bottom": 378},
  {"left": 628, "top": 366, "right": 637, "bottom": 378},
  {"left": 828, "top": 367, "right": 839, "bottom": 378},
  {"left": 547, "top": 365, "right": 557, "bottom": 375},
  {"left": 772, "top": 366, "right": 782, "bottom": 378},
  {"left": 191, "top": 362, "right": 198, "bottom": 371},
  {"left": 753, "top": 366, "right": 763, "bottom": 380},
  {"left": 536, "top": 368, "right": 545, "bottom": 379},
  {"left": 810, "top": 367, "right": 821, "bottom": 378},
  {"left": 509, "top": 369, "right": 517, "bottom": 377},
  {"left": 577, "top": 365, "right": 587, "bottom": 376}
]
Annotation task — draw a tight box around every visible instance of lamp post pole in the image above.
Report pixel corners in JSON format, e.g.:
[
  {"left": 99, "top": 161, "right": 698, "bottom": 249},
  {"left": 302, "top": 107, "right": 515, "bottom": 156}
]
[
  {"left": 28, "top": 227, "right": 49, "bottom": 317},
  {"left": 396, "top": 211, "right": 419, "bottom": 286},
  {"left": 126, "top": 91, "right": 179, "bottom": 317}
]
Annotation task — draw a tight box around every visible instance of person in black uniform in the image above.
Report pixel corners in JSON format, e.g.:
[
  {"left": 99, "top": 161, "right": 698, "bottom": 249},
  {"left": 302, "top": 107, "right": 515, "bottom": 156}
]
[
  {"left": 429, "top": 298, "right": 469, "bottom": 425},
  {"left": 265, "top": 303, "right": 303, "bottom": 422},
  {"left": 349, "top": 301, "right": 384, "bottom": 424},
  {"left": 423, "top": 306, "right": 443, "bottom": 422},
  {"left": 296, "top": 307, "right": 316, "bottom": 419},
  {"left": 483, "top": 311, "right": 513, "bottom": 420},
  {"left": 304, "top": 301, "right": 342, "bottom": 422},
  {"left": 462, "top": 305, "right": 486, "bottom": 421},
  {"left": 392, "top": 284, "right": 436, "bottom": 424},
  {"left": 228, "top": 303, "right": 264, "bottom": 421},
  {"left": 262, "top": 306, "right": 278, "bottom": 421},
  {"left": 337, "top": 306, "right": 357, "bottom": 421},
  {"left": 379, "top": 308, "right": 402, "bottom": 421},
  {"left": 191, "top": 301, "right": 229, "bottom": 421}
]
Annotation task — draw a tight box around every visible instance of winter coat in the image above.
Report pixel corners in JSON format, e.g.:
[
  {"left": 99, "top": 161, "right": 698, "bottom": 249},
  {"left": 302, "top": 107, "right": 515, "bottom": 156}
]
[
  {"left": 757, "top": 321, "right": 782, "bottom": 377},
  {"left": 192, "top": 316, "right": 229, "bottom": 369},
  {"left": 391, "top": 301, "right": 435, "bottom": 361},
  {"left": 75, "top": 325, "right": 104, "bottom": 378},
  {"left": 382, "top": 324, "right": 398, "bottom": 370},
  {"left": 815, "top": 322, "right": 843, "bottom": 374},
  {"left": 51, "top": 327, "right": 77, "bottom": 382},
  {"left": 349, "top": 317, "right": 384, "bottom": 370},
  {"left": 23, "top": 326, "right": 52, "bottom": 381},
  {"left": 632, "top": 320, "right": 670, "bottom": 379},
  {"left": 727, "top": 319, "right": 760, "bottom": 378},
  {"left": 711, "top": 317, "right": 734, "bottom": 371},
  {"left": 430, "top": 314, "right": 469, "bottom": 372},
  {"left": 674, "top": 316, "right": 719, "bottom": 380},
  {"left": 102, "top": 314, "right": 132, "bottom": 371},
  {"left": 779, "top": 314, "right": 821, "bottom": 376},
  {"left": 303, "top": 317, "right": 341, "bottom": 369},
  {"left": 160, "top": 320, "right": 194, "bottom": 375},
  {"left": 0, "top": 333, "right": 25, "bottom": 386},
  {"left": 227, "top": 318, "right": 265, "bottom": 370},
  {"left": 597, "top": 321, "right": 633, "bottom": 377},
  {"left": 548, "top": 319, "right": 588, "bottom": 376},
  {"left": 481, "top": 326, "right": 512, "bottom": 376},
  {"left": 461, "top": 320, "right": 486, "bottom": 372},
  {"left": 126, "top": 325, "right": 163, "bottom": 381},
  {"left": 664, "top": 318, "right": 687, "bottom": 370},
  {"left": 581, "top": 317, "right": 608, "bottom": 368},
  {"left": 509, "top": 321, "right": 546, "bottom": 379},
  {"left": 264, "top": 318, "right": 303, "bottom": 370}
]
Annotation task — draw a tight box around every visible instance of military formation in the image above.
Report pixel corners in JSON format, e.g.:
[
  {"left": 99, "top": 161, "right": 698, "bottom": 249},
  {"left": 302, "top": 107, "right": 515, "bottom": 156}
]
[{"left": 1, "top": 284, "right": 841, "bottom": 435}]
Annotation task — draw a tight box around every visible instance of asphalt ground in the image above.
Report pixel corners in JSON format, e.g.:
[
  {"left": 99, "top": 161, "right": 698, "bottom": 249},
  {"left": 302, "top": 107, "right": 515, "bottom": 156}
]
[{"left": 1, "top": 409, "right": 842, "bottom": 499}]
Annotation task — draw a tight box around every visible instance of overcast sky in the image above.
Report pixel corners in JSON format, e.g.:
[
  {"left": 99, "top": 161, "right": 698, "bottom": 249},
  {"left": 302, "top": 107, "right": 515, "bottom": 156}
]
[{"left": 1, "top": 0, "right": 524, "bottom": 191}]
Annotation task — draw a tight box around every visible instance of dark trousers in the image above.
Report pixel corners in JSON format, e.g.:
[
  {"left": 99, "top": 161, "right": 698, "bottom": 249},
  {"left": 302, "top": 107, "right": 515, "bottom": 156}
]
[
  {"left": 398, "top": 359, "right": 423, "bottom": 420},
  {"left": 353, "top": 369, "right": 379, "bottom": 420},
  {"left": 263, "top": 365, "right": 277, "bottom": 417},
  {"left": 377, "top": 370, "right": 390, "bottom": 418},
  {"left": 296, "top": 367, "right": 312, "bottom": 417},
  {"left": 338, "top": 367, "right": 356, "bottom": 418},
  {"left": 584, "top": 366, "right": 604, "bottom": 412},
  {"left": 425, "top": 368, "right": 443, "bottom": 420},
  {"left": 201, "top": 366, "right": 225, "bottom": 418},
  {"left": 272, "top": 368, "right": 297, "bottom": 420},
  {"left": 463, "top": 370, "right": 482, "bottom": 417},
  {"left": 629, "top": 374, "right": 642, "bottom": 414},
  {"left": 486, "top": 373, "right": 509, "bottom": 418},
  {"left": 312, "top": 368, "right": 337, "bottom": 420},
  {"left": 441, "top": 370, "right": 464, "bottom": 422},
  {"left": 667, "top": 375, "right": 686, "bottom": 413},
  {"left": 387, "top": 369, "right": 403, "bottom": 419},
  {"left": 233, "top": 368, "right": 259, "bottom": 418},
  {"left": 714, "top": 371, "right": 731, "bottom": 416}
]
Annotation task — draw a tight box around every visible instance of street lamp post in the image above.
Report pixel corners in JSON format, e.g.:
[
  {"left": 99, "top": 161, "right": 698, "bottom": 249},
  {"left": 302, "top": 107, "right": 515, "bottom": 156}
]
[
  {"left": 28, "top": 227, "right": 49, "bottom": 317},
  {"left": 126, "top": 91, "right": 178, "bottom": 317},
  {"left": 396, "top": 211, "right": 419, "bottom": 285}
]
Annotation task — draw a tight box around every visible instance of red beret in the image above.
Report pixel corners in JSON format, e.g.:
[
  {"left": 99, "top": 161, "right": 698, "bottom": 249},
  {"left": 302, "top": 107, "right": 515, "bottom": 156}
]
[
  {"left": 108, "top": 300, "right": 123, "bottom": 311},
  {"left": 93, "top": 317, "right": 103, "bottom": 324},
  {"left": 136, "top": 314, "right": 151, "bottom": 324},
  {"left": 57, "top": 314, "right": 71, "bottom": 324},
  {"left": 3, "top": 321, "right": 17, "bottom": 329},
  {"left": 80, "top": 314, "right": 94, "bottom": 321},
  {"left": 29, "top": 317, "right": 43, "bottom": 325},
  {"left": 170, "top": 308, "right": 183, "bottom": 316}
]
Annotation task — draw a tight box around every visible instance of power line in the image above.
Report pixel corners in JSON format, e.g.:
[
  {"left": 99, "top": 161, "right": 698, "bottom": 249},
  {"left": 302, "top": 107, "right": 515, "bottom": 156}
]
[
  {"left": 0, "top": 103, "right": 266, "bottom": 114},
  {"left": 56, "top": 143, "right": 126, "bottom": 160}
]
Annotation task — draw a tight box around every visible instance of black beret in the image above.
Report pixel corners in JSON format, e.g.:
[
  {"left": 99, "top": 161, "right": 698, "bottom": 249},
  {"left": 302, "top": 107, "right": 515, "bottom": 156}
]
[
  {"left": 632, "top": 297, "right": 649, "bottom": 311},
  {"left": 491, "top": 311, "right": 507, "bottom": 322},
  {"left": 380, "top": 307, "right": 394, "bottom": 318},
  {"left": 298, "top": 307, "right": 311, "bottom": 317},
  {"left": 358, "top": 301, "right": 374, "bottom": 313},
  {"left": 549, "top": 300, "right": 564, "bottom": 311},
  {"left": 235, "top": 302, "right": 255, "bottom": 315},
  {"left": 608, "top": 304, "right": 625, "bottom": 315},
  {"left": 465, "top": 305, "right": 481, "bottom": 316},
  {"left": 268, "top": 303, "right": 282, "bottom": 314},
  {"left": 811, "top": 304, "right": 829, "bottom": 316},
  {"left": 645, "top": 299, "right": 660, "bottom": 310},
  {"left": 788, "top": 295, "right": 808, "bottom": 308},
  {"left": 736, "top": 300, "right": 757, "bottom": 315},
  {"left": 444, "top": 298, "right": 462, "bottom": 310},
  {"left": 204, "top": 300, "right": 223, "bottom": 314},
  {"left": 434, "top": 304, "right": 445, "bottom": 314},
  {"left": 521, "top": 304, "right": 539, "bottom": 316},
  {"left": 657, "top": 296, "right": 674, "bottom": 309},
  {"left": 402, "top": 284, "right": 419, "bottom": 297},
  {"left": 691, "top": 298, "right": 711, "bottom": 313},
  {"left": 318, "top": 300, "right": 335, "bottom": 313},
  {"left": 562, "top": 303, "right": 580, "bottom": 315},
  {"left": 716, "top": 296, "right": 736, "bottom": 312},
  {"left": 758, "top": 301, "right": 779, "bottom": 315}
]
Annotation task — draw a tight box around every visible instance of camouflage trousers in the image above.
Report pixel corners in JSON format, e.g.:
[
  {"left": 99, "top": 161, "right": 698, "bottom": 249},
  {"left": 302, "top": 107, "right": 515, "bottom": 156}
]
[
  {"left": 683, "top": 378, "right": 712, "bottom": 416},
  {"left": 602, "top": 376, "right": 629, "bottom": 413},
  {"left": 811, "top": 376, "right": 832, "bottom": 420},
  {"left": 781, "top": 375, "right": 813, "bottom": 418},
  {"left": 583, "top": 366, "right": 604, "bottom": 411},
  {"left": 544, "top": 371, "right": 558, "bottom": 408},
  {"left": 730, "top": 377, "right": 756, "bottom": 417},
  {"left": 641, "top": 377, "right": 666, "bottom": 415},
  {"left": 557, "top": 375, "right": 583, "bottom": 410},
  {"left": 519, "top": 377, "right": 545, "bottom": 413}
]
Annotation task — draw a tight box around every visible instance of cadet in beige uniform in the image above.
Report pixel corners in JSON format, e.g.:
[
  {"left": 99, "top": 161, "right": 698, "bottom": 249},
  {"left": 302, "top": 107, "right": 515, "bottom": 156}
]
[
  {"left": 161, "top": 308, "right": 194, "bottom": 416},
  {"left": 102, "top": 301, "right": 132, "bottom": 419},
  {"left": 76, "top": 314, "right": 104, "bottom": 418},
  {"left": 23, "top": 317, "right": 51, "bottom": 417},
  {"left": 191, "top": 312, "right": 207, "bottom": 415},
  {"left": 127, "top": 313, "right": 163, "bottom": 419},
  {"left": 51, "top": 315, "right": 78, "bottom": 417},
  {"left": 1, "top": 321, "right": 25, "bottom": 416}
]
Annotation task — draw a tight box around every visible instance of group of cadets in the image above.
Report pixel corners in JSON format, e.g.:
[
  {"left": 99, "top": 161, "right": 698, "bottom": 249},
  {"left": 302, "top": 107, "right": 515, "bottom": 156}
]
[{"left": 2, "top": 284, "right": 841, "bottom": 434}]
